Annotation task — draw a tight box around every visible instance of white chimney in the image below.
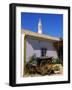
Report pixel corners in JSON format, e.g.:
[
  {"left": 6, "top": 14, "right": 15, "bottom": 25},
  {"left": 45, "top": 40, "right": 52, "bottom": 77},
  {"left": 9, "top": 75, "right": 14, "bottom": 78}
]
[{"left": 38, "top": 18, "right": 42, "bottom": 34}]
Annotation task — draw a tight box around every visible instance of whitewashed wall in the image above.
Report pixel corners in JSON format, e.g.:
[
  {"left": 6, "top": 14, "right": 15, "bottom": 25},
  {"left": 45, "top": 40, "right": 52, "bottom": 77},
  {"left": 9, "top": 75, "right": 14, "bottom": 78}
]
[{"left": 26, "top": 36, "right": 58, "bottom": 62}]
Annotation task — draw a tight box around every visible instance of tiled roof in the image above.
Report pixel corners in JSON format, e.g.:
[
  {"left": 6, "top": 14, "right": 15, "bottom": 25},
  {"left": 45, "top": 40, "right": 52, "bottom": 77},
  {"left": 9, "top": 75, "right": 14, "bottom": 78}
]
[{"left": 21, "top": 29, "right": 60, "bottom": 41}]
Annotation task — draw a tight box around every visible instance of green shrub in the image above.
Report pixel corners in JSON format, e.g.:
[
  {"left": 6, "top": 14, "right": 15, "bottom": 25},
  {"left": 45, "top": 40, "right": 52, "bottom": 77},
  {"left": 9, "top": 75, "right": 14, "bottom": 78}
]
[
  {"left": 29, "top": 54, "right": 37, "bottom": 65},
  {"left": 52, "top": 58, "right": 63, "bottom": 65}
]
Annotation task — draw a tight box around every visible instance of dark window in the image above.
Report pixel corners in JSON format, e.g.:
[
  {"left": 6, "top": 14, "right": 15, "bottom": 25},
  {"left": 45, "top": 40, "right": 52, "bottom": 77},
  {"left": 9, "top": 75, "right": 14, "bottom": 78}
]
[{"left": 41, "top": 48, "right": 47, "bottom": 57}]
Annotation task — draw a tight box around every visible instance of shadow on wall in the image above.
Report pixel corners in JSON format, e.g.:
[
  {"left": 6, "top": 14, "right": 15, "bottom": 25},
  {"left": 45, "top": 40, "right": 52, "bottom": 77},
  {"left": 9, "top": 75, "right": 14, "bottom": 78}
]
[{"left": 27, "top": 36, "right": 57, "bottom": 51}]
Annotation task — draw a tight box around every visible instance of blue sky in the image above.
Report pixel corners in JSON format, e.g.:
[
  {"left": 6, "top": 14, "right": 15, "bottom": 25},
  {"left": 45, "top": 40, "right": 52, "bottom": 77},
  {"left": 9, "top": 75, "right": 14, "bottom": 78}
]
[{"left": 21, "top": 12, "right": 63, "bottom": 38}]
